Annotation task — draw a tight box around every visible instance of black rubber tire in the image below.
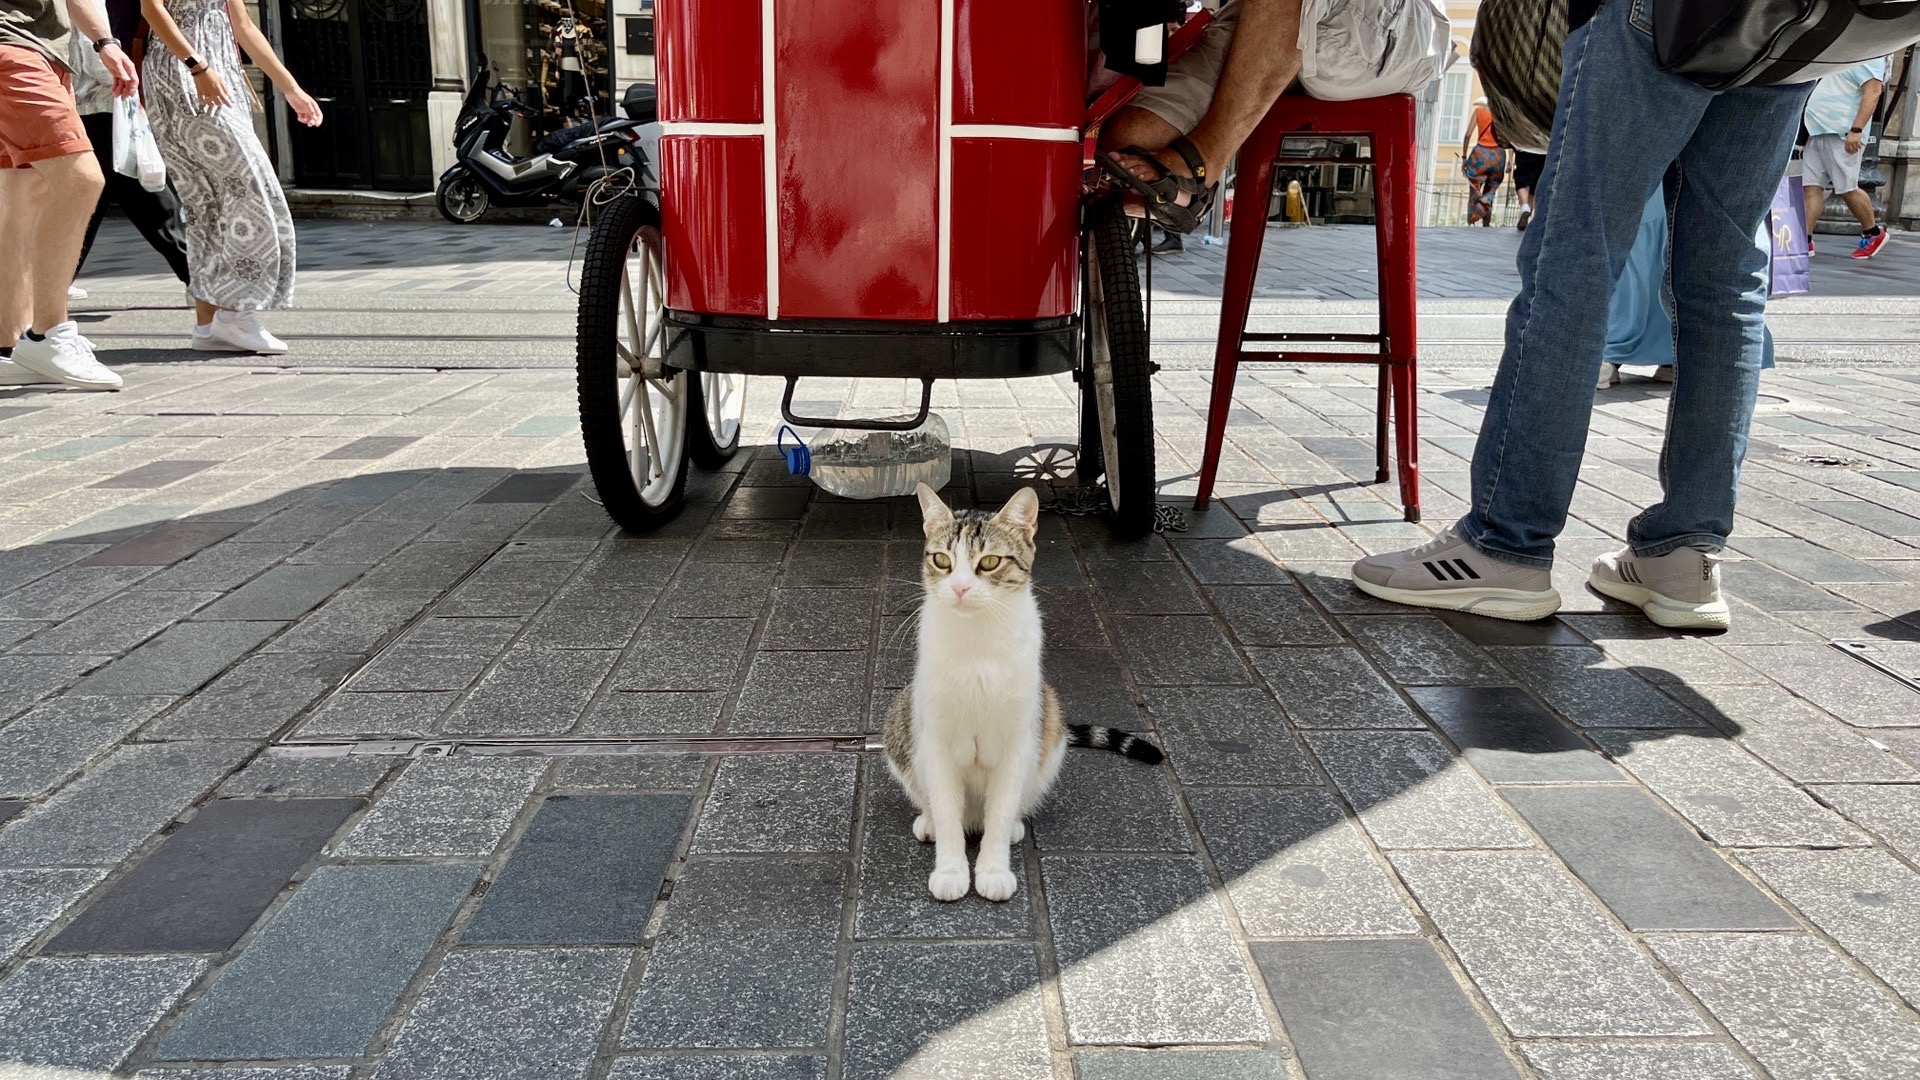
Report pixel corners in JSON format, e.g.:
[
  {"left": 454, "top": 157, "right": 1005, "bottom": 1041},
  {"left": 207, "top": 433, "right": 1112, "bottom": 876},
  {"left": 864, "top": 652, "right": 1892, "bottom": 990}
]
[
  {"left": 435, "top": 170, "right": 489, "bottom": 224},
  {"left": 687, "top": 373, "right": 745, "bottom": 468},
  {"left": 576, "top": 194, "right": 690, "bottom": 531},
  {"left": 1082, "top": 198, "right": 1157, "bottom": 538}
]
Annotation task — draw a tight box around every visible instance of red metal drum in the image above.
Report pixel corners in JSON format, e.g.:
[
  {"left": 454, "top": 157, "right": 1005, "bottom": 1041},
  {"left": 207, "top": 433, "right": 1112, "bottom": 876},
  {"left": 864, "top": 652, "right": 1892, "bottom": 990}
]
[{"left": 656, "top": 0, "right": 1085, "bottom": 376}]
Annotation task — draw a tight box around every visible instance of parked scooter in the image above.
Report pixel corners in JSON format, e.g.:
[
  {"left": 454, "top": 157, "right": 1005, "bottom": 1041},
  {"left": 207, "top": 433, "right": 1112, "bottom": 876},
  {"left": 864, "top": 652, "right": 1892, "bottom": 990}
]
[{"left": 435, "top": 62, "right": 659, "bottom": 224}]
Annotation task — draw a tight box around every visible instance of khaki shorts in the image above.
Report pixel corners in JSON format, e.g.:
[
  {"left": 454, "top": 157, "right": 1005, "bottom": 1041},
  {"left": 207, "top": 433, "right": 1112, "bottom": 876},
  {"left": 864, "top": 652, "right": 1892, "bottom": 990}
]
[
  {"left": 1129, "top": 2, "right": 1240, "bottom": 135},
  {"left": 0, "top": 44, "right": 90, "bottom": 169},
  {"left": 1802, "top": 132, "right": 1864, "bottom": 195}
]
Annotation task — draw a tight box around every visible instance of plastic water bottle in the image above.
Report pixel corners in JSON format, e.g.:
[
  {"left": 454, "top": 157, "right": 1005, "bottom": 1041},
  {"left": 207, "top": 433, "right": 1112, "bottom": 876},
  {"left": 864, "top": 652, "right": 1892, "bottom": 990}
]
[{"left": 804, "top": 413, "right": 952, "bottom": 499}]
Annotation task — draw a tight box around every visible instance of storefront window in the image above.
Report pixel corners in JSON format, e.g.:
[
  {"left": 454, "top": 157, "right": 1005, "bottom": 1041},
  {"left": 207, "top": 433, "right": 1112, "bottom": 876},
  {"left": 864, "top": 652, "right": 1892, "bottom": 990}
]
[{"left": 473, "top": 0, "right": 612, "bottom": 148}]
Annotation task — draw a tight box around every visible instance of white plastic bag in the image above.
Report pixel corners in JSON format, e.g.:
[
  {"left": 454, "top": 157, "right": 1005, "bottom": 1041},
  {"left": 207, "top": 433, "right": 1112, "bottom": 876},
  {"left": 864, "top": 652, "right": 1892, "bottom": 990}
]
[
  {"left": 111, "top": 96, "right": 168, "bottom": 193},
  {"left": 1298, "top": 0, "right": 1456, "bottom": 101}
]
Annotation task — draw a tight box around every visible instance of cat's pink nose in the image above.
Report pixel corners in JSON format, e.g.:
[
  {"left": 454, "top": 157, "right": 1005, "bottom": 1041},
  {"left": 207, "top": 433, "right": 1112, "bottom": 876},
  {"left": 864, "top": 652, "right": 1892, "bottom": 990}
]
[{"left": 951, "top": 585, "right": 970, "bottom": 602}]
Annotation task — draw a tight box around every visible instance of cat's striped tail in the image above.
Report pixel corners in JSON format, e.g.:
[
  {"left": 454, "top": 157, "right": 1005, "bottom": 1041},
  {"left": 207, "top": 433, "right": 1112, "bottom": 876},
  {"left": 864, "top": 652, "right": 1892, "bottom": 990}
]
[{"left": 1066, "top": 725, "right": 1164, "bottom": 764}]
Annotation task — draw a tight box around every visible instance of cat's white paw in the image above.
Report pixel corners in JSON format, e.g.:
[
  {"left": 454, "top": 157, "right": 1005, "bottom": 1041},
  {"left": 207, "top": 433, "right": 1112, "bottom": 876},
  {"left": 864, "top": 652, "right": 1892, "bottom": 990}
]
[
  {"left": 928, "top": 866, "right": 970, "bottom": 902},
  {"left": 912, "top": 814, "right": 934, "bottom": 843},
  {"left": 973, "top": 867, "right": 1019, "bottom": 902}
]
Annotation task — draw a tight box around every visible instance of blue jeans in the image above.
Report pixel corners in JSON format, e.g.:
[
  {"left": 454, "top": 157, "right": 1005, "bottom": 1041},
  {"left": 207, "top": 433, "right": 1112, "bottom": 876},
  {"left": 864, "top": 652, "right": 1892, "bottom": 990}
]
[{"left": 1457, "top": 0, "right": 1813, "bottom": 568}]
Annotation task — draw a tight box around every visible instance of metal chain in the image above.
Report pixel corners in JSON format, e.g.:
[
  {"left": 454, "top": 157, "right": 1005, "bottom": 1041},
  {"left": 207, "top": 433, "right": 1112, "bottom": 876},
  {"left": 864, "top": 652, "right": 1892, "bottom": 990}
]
[{"left": 1040, "top": 485, "right": 1189, "bottom": 534}]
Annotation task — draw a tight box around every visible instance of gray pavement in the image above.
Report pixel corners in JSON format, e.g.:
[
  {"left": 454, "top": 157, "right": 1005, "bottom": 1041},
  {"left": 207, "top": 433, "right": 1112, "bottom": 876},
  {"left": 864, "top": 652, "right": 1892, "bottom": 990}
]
[{"left": 1, "top": 218, "right": 1918, "bottom": 1078}]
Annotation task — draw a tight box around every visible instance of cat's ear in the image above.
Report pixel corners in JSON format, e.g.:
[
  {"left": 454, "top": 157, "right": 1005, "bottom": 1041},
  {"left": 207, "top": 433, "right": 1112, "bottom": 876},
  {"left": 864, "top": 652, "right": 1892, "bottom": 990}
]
[
  {"left": 993, "top": 487, "right": 1041, "bottom": 537},
  {"left": 915, "top": 482, "right": 953, "bottom": 535}
]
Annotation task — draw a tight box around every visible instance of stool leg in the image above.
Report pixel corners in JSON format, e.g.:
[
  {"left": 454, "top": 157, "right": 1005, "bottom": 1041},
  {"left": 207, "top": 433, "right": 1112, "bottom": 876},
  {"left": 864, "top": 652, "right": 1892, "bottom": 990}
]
[
  {"left": 1374, "top": 363, "right": 1390, "bottom": 485},
  {"left": 1391, "top": 359, "right": 1420, "bottom": 522},
  {"left": 1373, "top": 97, "right": 1421, "bottom": 522},
  {"left": 1194, "top": 140, "right": 1278, "bottom": 512}
]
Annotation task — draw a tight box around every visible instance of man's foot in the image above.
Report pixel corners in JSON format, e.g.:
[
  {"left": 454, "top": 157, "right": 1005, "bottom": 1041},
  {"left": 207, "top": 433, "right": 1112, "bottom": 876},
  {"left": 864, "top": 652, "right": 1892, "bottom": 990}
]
[
  {"left": 1151, "top": 229, "right": 1184, "bottom": 254},
  {"left": 194, "top": 311, "right": 289, "bottom": 354},
  {"left": 1516, "top": 209, "right": 1532, "bottom": 231},
  {"left": 68, "top": 283, "right": 88, "bottom": 301},
  {"left": 1589, "top": 545, "right": 1728, "bottom": 630},
  {"left": 1597, "top": 362, "right": 1619, "bottom": 389},
  {"left": 1351, "top": 526, "right": 1561, "bottom": 621},
  {"left": 1098, "top": 137, "right": 1216, "bottom": 235},
  {"left": 10, "top": 323, "right": 122, "bottom": 390},
  {"left": 0, "top": 359, "right": 61, "bottom": 386},
  {"left": 1854, "top": 226, "right": 1888, "bottom": 259}
]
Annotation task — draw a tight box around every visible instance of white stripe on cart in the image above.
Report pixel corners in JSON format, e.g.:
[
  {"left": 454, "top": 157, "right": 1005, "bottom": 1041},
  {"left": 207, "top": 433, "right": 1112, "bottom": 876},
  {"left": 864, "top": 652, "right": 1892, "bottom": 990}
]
[{"left": 762, "top": 0, "right": 780, "bottom": 320}]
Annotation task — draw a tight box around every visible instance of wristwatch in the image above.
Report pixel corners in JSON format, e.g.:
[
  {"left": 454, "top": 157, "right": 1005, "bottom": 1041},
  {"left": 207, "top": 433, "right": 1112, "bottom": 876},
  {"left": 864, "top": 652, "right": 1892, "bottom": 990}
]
[
  {"left": 1850, "top": 126, "right": 1865, "bottom": 133},
  {"left": 186, "top": 55, "right": 206, "bottom": 73},
  {"left": 91, "top": 36, "right": 120, "bottom": 52}
]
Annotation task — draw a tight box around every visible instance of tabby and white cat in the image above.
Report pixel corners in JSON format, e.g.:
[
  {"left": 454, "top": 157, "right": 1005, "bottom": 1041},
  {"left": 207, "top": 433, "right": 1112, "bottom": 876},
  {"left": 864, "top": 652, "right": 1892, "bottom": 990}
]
[{"left": 884, "top": 483, "right": 1162, "bottom": 902}]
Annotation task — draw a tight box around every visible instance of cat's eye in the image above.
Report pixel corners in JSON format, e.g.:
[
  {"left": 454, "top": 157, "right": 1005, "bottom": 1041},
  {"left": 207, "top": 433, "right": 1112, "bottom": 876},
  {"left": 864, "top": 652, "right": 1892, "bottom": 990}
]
[
  {"left": 929, "top": 552, "right": 951, "bottom": 570},
  {"left": 976, "top": 555, "right": 1002, "bottom": 572}
]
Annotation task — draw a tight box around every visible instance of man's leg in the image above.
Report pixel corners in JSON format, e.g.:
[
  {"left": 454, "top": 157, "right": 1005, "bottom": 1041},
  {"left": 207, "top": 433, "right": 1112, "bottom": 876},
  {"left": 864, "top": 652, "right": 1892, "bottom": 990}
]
[
  {"left": 1630, "top": 80, "right": 1816, "bottom": 555},
  {"left": 0, "top": 166, "right": 46, "bottom": 345},
  {"left": 23, "top": 150, "right": 105, "bottom": 334},
  {"left": 1802, "top": 183, "right": 1827, "bottom": 236},
  {"left": 1839, "top": 187, "right": 1877, "bottom": 232}
]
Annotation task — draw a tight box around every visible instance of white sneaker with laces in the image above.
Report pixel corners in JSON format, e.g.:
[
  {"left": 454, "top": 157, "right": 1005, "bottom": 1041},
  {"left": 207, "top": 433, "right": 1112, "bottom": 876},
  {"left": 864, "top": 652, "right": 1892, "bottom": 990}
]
[
  {"left": 9, "top": 322, "right": 122, "bottom": 390},
  {"left": 0, "top": 358, "right": 61, "bottom": 385},
  {"left": 1589, "top": 545, "right": 1729, "bottom": 630},
  {"left": 195, "top": 311, "right": 288, "bottom": 354},
  {"left": 68, "top": 283, "right": 88, "bottom": 301},
  {"left": 1597, "top": 362, "right": 1619, "bottom": 389},
  {"left": 1351, "top": 526, "right": 1562, "bottom": 621}
]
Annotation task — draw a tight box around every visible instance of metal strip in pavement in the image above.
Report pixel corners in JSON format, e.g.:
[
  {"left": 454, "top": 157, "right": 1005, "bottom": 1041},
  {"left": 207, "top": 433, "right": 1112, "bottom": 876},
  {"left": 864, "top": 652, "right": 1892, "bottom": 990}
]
[
  {"left": 266, "top": 734, "right": 882, "bottom": 758},
  {"left": 1832, "top": 641, "right": 1920, "bottom": 695}
]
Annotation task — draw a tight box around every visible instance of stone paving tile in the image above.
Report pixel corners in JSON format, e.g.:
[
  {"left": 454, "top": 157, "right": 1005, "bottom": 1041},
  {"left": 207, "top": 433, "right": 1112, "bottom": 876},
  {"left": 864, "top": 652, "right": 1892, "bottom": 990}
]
[
  {"left": 855, "top": 777, "right": 1030, "bottom": 940},
  {"left": 1645, "top": 933, "right": 1920, "bottom": 1080},
  {"left": 9, "top": 587, "right": 217, "bottom": 656},
  {"left": 295, "top": 690, "right": 452, "bottom": 738},
  {"left": 1408, "top": 686, "right": 1621, "bottom": 783},
  {"left": 730, "top": 650, "right": 870, "bottom": 732},
  {"left": 1305, "top": 730, "right": 1534, "bottom": 849},
  {"left": 77, "top": 620, "right": 285, "bottom": 695},
  {"left": 1518, "top": 1042, "right": 1759, "bottom": 1080},
  {"left": 1738, "top": 848, "right": 1920, "bottom": 1006},
  {"left": 1664, "top": 683, "right": 1917, "bottom": 784},
  {"left": 578, "top": 691, "right": 726, "bottom": 735},
  {"left": 219, "top": 754, "right": 395, "bottom": 797},
  {"left": 0, "top": 798, "right": 22, "bottom": 825},
  {"left": 693, "top": 755, "right": 856, "bottom": 854},
  {"left": 1503, "top": 786, "right": 1794, "bottom": 932},
  {"left": 1341, "top": 615, "right": 1510, "bottom": 685},
  {"left": 1392, "top": 852, "right": 1709, "bottom": 1037},
  {"left": 0, "top": 651, "right": 113, "bottom": 719},
  {"left": 0, "top": 954, "right": 207, "bottom": 1072},
  {"left": 612, "top": 619, "right": 755, "bottom": 691},
  {"left": 79, "top": 520, "right": 246, "bottom": 567},
  {"left": 0, "top": 694, "right": 173, "bottom": 798},
  {"left": 1187, "top": 787, "right": 1418, "bottom": 936},
  {"left": 763, "top": 588, "right": 877, "bottom": 650},
  {"left": 0, "top": 740, "right": 254, "bottom": 867},
  {"left": 265, "top": 588, "right": 439, "bottom": 655},
  {"left": 1733, "top": 537, "right": 1900, "bottom": 583},
  {"left": 1590, "top": 731, "right": 1868, "bottom": 847},
  {"left": 1113, "top": 615, "right": 1251, "bottom": 686},
  {"left": 785, "top": 541, "right": 887, "bottom": 589},
  {"left": 1033, "top": 750, "right": 1190, "bottom": 852},
  {"left": 622, "top": 857, "right": 846, "bottom": 1049},
  {"left": 133, "top": 541, "right": 302, "bottom": 593},
  {"left": 551, "top": 755, "right": 709, "bottom": 792},
  {"left": 1440, "top": 611, "right": 1589, "bottom": 646},
  {"left": 199, "top": 563, "right": 369, "bottom": 620},
  {"left": 135, "top": 1067, "right": 353, "bottom": 1080},
  {"left": 1252, "top": 938, "right": 1521, "bottom": 1080},
  {"left": 843, "top": 942, "right": 1050, "bottom": 1080},
  {"left": 1089, "top": 561, "right": 1207, "bottom": 615},
  {"left": 0, "top": 866, "right": 109, "bottom": 963},
  {"left": 442, "top": 647, "right": 618, "bottom": 735},
  {"left": 1720, "top": 561, "right": 1857, "bottom": 612},
  {"left": 1073, "top": 1049, "right": 1292, "bottom": 1080},
  {"left": 1141, "top": 687, "right": 1317, "bottom": 785},
  {"left": 1811, "top": 783, "right": 1920, "bottom": 861},
  {"left": 0, "top": 564, "right": 158, "bottom": 621},
  {"left": 1042, "top": 855, "right": 1269, "bottom": 1045},
  {"left": 145, "top": 651, "right": 362, "bottom": 740},
  {"left": 607, "top": 1056, "right": 825, "bottom": 1079},
  {"left": 1247, "top": 646, "right": 1424, "bottom": 729},
  {"left": 661, "top": 562, "right": 781, "bottom": 618},
  {"left": 1047, "top": 648, "right": 1143, "bottom": 726},
  {"left": 1202, "top": 584, "right": 1342, "bottom": 646},
  {"left": 1490, "top": 647, "right": 1703, "bottom": 728},
  {"left": 334, "top": 757, "right": 547, "bottom": 859},
  {"left": 350, "top": 645, "right": 494, "bottom": 693},
  {"left": 371, "top": 947, "right": 629, "bottom": 1080},
  {"left": 50, "top": 797, "right": 360, "bottom": 954},
  {"left": 1722, "top": 644, "right": 1920, "bottom": 727},
  {"left": 157, "top": 863, "right": 478, "bottom": 1061}
]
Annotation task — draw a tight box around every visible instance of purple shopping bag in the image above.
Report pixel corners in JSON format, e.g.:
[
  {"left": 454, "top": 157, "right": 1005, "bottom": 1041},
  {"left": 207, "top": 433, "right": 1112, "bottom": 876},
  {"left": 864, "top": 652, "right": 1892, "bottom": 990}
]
[{"left": 1769, "top": 175, "right": 1810, "bottom": 297}]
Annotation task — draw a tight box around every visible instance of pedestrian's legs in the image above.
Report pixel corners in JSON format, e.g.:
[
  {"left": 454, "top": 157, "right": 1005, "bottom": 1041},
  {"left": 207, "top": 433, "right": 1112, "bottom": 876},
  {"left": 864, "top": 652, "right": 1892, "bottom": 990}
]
[
  {"left": 74, "top": 113, "right": 192, "bottom": 285},
  {"left": 1628, "top": 80, "right": 1812, "bottom": 555},
  {"left": 1459, "top": 0, "right": 1710, "bottom": 566},
  {"left": 0, "top": 167, "right": 38, "bottom": 342},
  {"left": 1802, "top": 183, "right": 1827, "bottom": 235},
  {"left": 75, "top": 112, "right": 113, "bottom": 280},
  {"left": 1838, "top": 187, "right": 1877, "bottom": 231},
  {"left": 18, "top": 151, "right": 105, "bottom": 335}
]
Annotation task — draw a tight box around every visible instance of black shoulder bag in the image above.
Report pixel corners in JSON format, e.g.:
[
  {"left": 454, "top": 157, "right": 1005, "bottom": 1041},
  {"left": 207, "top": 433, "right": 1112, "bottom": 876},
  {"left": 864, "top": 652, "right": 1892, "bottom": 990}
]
[{"left": 1652, "top": 0, "right": 1920, "bottom": 89}]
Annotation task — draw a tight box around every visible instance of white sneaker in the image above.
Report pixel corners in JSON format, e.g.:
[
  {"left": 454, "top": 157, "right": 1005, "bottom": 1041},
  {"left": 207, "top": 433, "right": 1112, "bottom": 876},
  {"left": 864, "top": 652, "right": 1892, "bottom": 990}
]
[
  {"left": 194, "top": 310, "right": 288, "bottom": 354},
  {"left": 1351, "top": 525, "right": 1562, "bottom": 621},
  {"left": 9, "top": 322, "right": 122, "bottom": 390},
  {"left": 67, "top": 283, "right": 88, "bottom": 301},
  {"left": 1589, "top": 545, "right": 1729, "bottom": 630},
  {"left": 1597, "top": 362, "right": 1619, "bottom": 389},
  {"left": 0, "top": 358, "right": 60, "bottom": 385}
]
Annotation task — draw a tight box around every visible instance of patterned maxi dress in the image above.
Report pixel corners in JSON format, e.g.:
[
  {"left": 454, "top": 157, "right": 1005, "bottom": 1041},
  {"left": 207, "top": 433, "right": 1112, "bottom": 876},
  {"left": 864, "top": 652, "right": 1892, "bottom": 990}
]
[{"left": 142, "top": 0, "right": 296, "bottom": 311}]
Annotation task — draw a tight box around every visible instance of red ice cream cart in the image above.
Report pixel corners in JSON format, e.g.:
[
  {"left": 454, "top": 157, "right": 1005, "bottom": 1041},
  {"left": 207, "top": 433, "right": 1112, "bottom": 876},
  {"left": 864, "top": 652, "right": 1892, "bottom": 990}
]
[{"left": 572, "top": 0, "right": 1165, "bottom": 535}]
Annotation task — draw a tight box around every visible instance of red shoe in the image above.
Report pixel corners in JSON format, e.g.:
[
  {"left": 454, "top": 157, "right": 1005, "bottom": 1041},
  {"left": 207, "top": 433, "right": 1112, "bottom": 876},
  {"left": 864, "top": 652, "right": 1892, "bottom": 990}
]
[{"left": 1854, "top": 228, "right": 1889, "bottom": 259}]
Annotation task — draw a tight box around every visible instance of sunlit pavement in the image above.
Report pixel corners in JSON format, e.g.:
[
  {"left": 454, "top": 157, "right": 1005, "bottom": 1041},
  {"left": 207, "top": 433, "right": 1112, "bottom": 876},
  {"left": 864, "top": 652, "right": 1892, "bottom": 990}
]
[{"left": 1, "top": 220, "right": 1918, "bottom": 1078}]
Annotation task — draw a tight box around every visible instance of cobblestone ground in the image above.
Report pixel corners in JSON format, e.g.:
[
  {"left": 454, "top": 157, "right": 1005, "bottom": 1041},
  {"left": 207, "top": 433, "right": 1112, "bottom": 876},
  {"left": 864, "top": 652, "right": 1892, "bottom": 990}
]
[{"left": 2, "top": 220, "right": 1919, "bottom": 1079}]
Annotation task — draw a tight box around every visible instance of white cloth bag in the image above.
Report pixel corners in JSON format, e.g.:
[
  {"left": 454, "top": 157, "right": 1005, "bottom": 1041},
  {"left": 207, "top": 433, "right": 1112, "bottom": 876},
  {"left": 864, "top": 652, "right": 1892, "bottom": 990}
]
[
  {"left": 1298, "top": 0, "right": 1456, "bottom": 101},
  {"left": 111, "top": 96, "right": 169, "bottom": 193}
]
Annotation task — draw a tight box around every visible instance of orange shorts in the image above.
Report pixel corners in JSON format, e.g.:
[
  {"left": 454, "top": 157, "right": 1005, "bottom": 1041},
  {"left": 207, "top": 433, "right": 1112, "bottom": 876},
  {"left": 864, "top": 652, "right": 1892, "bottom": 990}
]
[{"left": 0, "top": 44, "right": 91, "bottom": 169}]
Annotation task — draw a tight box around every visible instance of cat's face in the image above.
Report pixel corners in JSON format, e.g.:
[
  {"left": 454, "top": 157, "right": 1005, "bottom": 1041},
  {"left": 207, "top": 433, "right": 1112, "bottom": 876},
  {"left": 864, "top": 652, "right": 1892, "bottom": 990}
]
[{"left": 915, "top": 484, "right": 1040, "bottom": 614}]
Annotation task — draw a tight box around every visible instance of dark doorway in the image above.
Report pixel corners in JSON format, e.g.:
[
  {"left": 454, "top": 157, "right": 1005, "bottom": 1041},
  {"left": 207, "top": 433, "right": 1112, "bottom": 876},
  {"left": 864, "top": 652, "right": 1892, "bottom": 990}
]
[{"left": 281, "top": 0, "right": 434, "bottom": 190}]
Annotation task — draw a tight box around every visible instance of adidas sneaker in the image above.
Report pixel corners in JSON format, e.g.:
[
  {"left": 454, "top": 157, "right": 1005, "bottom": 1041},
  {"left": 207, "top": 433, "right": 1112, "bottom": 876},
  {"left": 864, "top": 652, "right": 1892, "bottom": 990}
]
[
  {"left": 1351, "top": 526, "right": 1562, "bottom": 621},
  {"left": 1589, "top": 545, "right": 1729, "bottom": 630}
]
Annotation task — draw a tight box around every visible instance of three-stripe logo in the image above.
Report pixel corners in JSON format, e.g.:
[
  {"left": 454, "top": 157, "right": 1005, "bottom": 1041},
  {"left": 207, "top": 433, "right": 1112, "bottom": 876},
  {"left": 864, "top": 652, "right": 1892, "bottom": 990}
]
[{"left": 1423, "top": 559, "right": 1481, "bottom": 582}]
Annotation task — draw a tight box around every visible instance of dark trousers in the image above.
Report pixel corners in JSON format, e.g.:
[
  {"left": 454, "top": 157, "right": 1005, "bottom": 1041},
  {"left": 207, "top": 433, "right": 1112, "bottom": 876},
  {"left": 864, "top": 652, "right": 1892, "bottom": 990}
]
[{"left": 75, "top": 111, "right": 192, "bottom": 285}]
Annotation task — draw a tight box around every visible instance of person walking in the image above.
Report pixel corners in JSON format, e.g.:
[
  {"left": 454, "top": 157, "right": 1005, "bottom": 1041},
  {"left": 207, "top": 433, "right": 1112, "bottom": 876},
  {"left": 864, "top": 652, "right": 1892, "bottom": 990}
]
[
  {"left": 1801, "top": 54, "right": 1891, "bottom": 260},
  {"left": 1350, "top": 0, "right": 1818, "bottom": 631},
  {"left": 1512, "top": 149, "right": 1544, "bottom": 231},
  {"left": 1, "top": 0, "right": 134, "bottom": 390},
  {"left": 1461, "top": 97, "right": 1507, "bottom": 226},
  {"left": 139, "top": 0, "right": 322, "bottom": 354},
  {"left": 69, "top": 0, "right": 191, "bottom": 294}
]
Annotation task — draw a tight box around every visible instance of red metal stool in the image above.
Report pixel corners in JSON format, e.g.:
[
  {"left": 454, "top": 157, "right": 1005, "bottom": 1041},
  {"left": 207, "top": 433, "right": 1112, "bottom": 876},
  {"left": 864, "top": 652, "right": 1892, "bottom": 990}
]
[{"left": 1192, "top": 93, "right": 1422, "bottom": 522}]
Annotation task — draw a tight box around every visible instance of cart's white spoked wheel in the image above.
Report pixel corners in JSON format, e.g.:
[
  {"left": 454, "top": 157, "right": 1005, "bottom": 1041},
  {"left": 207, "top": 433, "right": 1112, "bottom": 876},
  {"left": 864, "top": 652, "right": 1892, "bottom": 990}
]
[
  {"left": 702, "top": 371, "right": 747, "bottom": 448},
  {"left": 615, "top": 225, "right": 687, "bottom": 506},
  {"left": 1085, "top": 247, "right": 1125, "bottom": 513}
]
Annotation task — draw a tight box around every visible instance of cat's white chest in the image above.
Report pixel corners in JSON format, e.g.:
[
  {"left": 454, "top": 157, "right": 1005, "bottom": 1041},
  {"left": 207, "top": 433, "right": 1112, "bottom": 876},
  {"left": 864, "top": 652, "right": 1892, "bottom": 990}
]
[{"left": 914, "top": 609, "right": 1042, "bottom": 767}]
